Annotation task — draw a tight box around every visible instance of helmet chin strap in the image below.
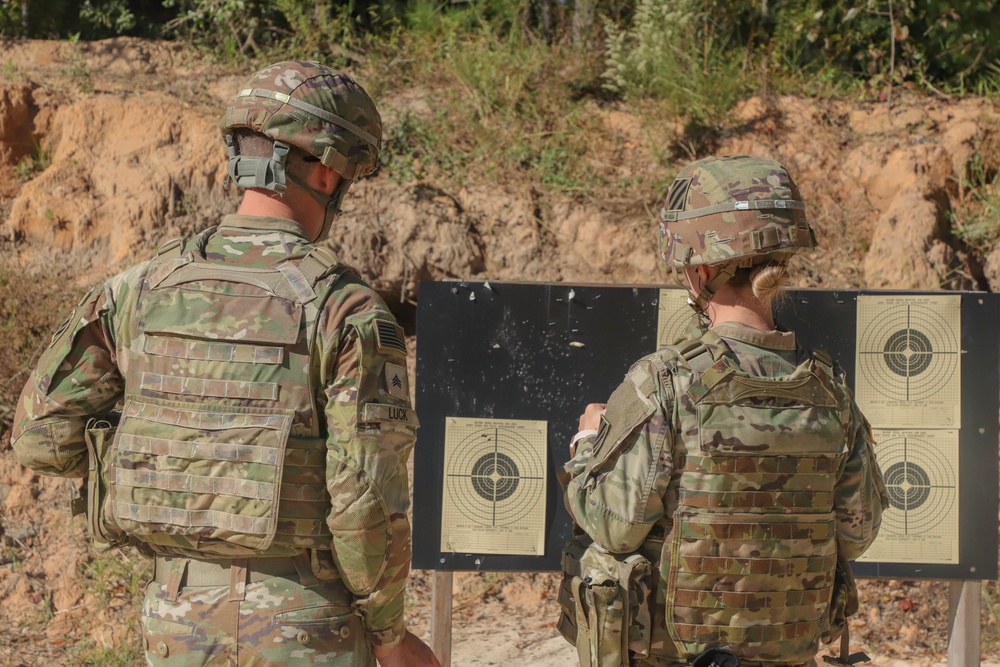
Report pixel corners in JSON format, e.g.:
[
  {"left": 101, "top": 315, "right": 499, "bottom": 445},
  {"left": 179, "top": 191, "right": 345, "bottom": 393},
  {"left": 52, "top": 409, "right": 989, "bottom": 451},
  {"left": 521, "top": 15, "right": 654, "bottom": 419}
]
[
  {"left": 686, "top": 262, "right": 738, "bottom": 314},
  {"left": 284, "top": 172, "right": 352, "bottom": 242}
]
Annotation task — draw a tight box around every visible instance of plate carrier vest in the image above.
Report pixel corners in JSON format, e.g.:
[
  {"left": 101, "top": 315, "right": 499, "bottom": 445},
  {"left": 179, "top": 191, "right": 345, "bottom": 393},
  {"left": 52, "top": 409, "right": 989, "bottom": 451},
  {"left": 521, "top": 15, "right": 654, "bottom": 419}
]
[
  {"left": 558, "top": 330, "right": 854, "bottom": 667},
  {"left": 654, "top": 332, "right": 852, "bottom": 665},
  {"left": 108, "top": 229, "right": 353, "bottom": 557}
]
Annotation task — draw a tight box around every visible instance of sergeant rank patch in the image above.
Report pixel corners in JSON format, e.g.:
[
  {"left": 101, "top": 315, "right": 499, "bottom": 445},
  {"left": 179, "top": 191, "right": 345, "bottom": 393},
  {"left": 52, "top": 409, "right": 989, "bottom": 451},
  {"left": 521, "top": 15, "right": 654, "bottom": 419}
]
[{"left": 385, "top": 362, "right": 408, "bottom": 399}]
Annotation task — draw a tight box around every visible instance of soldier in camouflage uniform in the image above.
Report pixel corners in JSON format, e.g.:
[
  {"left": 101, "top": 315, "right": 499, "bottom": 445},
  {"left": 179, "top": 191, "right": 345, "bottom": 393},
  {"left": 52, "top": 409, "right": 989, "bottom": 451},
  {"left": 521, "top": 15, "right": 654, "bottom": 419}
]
[
  {"left": 558, "top": 156, "right": 888, "bottom": 667},
  {"left": 11, "top": 61, "right": 439, "bottom": 667}
]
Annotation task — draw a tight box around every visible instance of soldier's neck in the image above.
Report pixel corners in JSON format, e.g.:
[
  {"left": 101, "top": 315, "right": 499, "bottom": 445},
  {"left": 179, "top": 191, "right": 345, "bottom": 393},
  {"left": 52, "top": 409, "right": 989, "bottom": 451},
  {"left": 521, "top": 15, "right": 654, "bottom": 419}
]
[
  {"left": 705, "top": 287, "right": 776, "bottom": 331},
  {"left": 236, "top": 188, "right": 323, "bottom": 240}
]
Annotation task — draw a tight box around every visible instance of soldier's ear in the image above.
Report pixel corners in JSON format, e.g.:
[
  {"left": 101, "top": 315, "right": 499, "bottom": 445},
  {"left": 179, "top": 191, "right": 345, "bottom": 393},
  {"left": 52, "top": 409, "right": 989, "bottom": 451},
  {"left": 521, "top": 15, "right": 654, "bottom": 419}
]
[
  {"left": 682, "top": 266, "right": 704, "bottom": 293},
  {"left": 317, "top": 164, "right": 341, "bottom": 195}
]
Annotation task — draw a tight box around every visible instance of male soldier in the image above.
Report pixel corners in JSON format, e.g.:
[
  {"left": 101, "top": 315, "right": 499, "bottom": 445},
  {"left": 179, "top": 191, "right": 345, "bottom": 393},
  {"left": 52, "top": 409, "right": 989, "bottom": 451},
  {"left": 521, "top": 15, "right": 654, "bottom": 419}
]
[
  {"left": 558, "top": 156, "right": 887, "bottom": 667},
  {"left": 12, "top": 60, "right": 439, "bottom": 667}
]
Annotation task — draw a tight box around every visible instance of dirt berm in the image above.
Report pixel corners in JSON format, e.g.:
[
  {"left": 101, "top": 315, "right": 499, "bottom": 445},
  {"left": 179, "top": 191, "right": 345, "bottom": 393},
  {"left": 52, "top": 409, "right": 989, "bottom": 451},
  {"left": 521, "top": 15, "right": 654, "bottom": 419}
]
[{"left": 1, "top": 38, "right": 999, "bottom": 665}]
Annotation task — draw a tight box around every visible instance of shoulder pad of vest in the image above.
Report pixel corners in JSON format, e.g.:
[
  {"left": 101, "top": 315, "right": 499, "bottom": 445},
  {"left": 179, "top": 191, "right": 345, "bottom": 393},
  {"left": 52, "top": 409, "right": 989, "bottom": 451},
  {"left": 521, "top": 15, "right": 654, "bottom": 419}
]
[
  {"left": 664, "top": 329, "right": 728, "bottom": 374},
  {"left": 298, "top": 246, "right": 344, "bottom": 285},
  {"left": 155, "top": 236, "right": 184, "bottom": 259},
  {"left": 673, "top": 339, "right": 715, "bottom": 374},
  {"left": 811, "top": 347, "right": 836, "bottom": 379}
]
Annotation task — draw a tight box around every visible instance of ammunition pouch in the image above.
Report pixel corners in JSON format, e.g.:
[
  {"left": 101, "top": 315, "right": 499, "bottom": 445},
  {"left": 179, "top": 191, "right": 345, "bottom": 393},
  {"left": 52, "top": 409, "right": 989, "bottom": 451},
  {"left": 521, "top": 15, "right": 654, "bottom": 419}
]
[
  {"left": 557, "top": 535, "right": 652, "bottom": 667},
  {"left": 76, "top": 417, "right": 130, "bottom": 552}
]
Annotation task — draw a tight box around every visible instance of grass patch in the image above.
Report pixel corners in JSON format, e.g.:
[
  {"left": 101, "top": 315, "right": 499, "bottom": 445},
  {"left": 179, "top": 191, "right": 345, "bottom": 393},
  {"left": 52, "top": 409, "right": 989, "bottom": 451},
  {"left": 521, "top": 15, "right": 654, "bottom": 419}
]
[
  {"left": 70, "top": 547, "right": 152, "bottom": 667},
  {"left": 13, "top": 139, "right": 50, "bottom": 182},
  {"left": 950, "top": 146, "right": 1000, "bottom": 255},
  {"left": 371, "top": 15, "right": 663, "bottom": 201}
]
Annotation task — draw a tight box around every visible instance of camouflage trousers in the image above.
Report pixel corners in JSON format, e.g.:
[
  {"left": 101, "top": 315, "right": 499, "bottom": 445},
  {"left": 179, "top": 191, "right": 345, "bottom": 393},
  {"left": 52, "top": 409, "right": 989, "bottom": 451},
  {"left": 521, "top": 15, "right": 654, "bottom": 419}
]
[{"left": 141, "top": 559, "right": 374, "bottom": 667}]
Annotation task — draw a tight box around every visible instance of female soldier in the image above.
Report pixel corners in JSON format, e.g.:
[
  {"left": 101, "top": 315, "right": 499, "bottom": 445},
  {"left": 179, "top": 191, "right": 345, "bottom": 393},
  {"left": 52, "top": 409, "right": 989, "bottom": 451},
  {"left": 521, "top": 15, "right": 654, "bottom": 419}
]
[{"left": 559, "top": 155, "right": 887, "bottom": 667}]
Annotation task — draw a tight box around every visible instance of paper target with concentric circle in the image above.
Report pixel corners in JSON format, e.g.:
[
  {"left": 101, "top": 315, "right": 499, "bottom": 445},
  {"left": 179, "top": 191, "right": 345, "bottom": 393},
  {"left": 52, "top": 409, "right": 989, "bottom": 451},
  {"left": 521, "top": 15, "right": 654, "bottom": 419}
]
[
  {"left": 855, "top": 294, "right": 961, "bottom": 428},
  {"left": 657, "top": 288, "right": 693, "bottom": 349},
  {"left": 858, "top": 430, "right": 958, "bottom": 564},
  {"left": 440, "top": 417, "right": 547, "bottom": 555}
]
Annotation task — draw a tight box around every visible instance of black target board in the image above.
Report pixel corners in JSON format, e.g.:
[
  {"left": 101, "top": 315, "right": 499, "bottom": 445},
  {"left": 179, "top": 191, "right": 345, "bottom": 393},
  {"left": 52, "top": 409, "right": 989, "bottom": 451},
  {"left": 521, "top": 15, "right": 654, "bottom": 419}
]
[{"left": 413, "top": 282, "right": 999, "bottom": 579}]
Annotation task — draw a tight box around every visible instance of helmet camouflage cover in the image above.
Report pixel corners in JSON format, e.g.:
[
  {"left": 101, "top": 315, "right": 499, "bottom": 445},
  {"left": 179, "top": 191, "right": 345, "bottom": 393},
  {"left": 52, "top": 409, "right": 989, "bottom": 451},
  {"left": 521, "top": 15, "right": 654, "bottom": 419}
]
[
  {"left": 221, "top": 60, "right": 382, "bottom": 181},
  {"left": 658, "top": 155, "right": 816, "bottom": 269}
]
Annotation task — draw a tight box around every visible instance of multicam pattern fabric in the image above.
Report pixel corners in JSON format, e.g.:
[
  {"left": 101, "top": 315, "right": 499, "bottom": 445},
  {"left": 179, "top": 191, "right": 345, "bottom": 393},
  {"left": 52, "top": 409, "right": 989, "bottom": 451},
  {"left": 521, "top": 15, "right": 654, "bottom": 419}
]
[
  {"left": 12, "top": 214, "right": 416, "bottom": 654},
  {"left": 562, "top": 322, "right": 887, "bottom": 667},
  {"left": 658, "top": 155, "right": 816, "bottom": 269},
  {"left": 141, "top": 576, "right": 372, "bottom": 666},
  {"left": 221, "top": 61, "right": 382, "bottom": 181}
]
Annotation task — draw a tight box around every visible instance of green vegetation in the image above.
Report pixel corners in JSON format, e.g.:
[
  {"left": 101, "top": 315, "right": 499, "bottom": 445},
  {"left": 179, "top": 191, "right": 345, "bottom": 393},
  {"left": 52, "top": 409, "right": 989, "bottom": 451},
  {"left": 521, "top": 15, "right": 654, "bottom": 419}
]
[
  {"left": 71, "top": 548, "right": 151, "bottom": 667},
  {"left": 61, "top": 33, "right": 94, "bottom": 92},
  {"left": 1, "top": 0, "right": 997, "bottom": 94},
  {"left": 951, "top": 141, "right": 1000, "bottom": 258},
  {"left": 0, "top": 1, "right": 995, "bottom": 201},
  {"left": 0, "top": 1, "right": 995, "bottom": 200},
  {"left": 13, "top": 139, "right": 49, "bottom": 182}
]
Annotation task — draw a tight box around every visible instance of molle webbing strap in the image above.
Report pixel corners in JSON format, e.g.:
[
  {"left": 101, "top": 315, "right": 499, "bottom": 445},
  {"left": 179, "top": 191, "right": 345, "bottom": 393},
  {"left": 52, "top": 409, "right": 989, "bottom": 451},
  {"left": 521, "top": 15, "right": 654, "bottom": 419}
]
[
  {"left": 114, "top": 468, "right": 276, "bottom": 501},
  {"left": 676, "top": 519, "right": 835, "bottom": 541},
  {"left": 123, "top": 401, "right": 288, "bottom": 430},
  {"left": 114, "top": 502, "right": 271, "bottom": 535},
  {"left": 686, "top": 455, "right": 842, "bottom": 475},
  {"left": 235, "top": 88, "right": 380, "bottom": 149},
  {"left": 661, "top": 198, "right": 806, "bottom": 222},
  {"left": 118, "top": 433, "right": 281, "bottom": 466},
  {"left": 673, "top": 586, "right": 832, "bottom": 609},
  {"left": 678, "top": 489, "right": 835, "bottom": 511},
  {"left": 673, "top": 619, "right": 822, "bottom": 643},
  {"left": 685, "top": 554, "right": 837, "bottom": 576},
  {"left": 143, "top": 337, "right": 284, "bottom": 365},
  {"left": 139, "top": 372, "right": 279, "bottom": 401}
]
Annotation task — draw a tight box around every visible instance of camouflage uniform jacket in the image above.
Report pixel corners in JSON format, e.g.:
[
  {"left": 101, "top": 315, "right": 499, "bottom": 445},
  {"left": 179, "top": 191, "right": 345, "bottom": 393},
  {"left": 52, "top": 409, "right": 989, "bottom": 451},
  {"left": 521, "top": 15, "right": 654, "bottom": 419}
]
[
  {"left": 11, "top": 214, "right": 414, "bottom": 649},
  {"left": 564, "top": 321, "right": 887, "bottom": 665}
]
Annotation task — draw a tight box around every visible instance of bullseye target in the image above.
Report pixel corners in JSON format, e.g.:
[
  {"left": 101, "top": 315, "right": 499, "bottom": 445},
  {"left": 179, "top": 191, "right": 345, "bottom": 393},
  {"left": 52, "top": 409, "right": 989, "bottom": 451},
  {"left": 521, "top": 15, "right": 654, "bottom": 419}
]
[
  {"left": 876, "top": 433, "right": 957, "bottom": 535},
  {"left": 857, "top": 302, "right": 959, "bottom": 403},
  {"left": 444, "top": 423, "right": 546, "bottom": 528}
]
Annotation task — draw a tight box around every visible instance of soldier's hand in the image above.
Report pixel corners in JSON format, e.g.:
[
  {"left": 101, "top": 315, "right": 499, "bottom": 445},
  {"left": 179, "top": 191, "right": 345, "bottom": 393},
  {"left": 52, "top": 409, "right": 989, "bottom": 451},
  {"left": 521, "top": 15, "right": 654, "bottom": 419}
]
[
  {"left": 578, "top": 403, "right": 607, "bottom": 432},
  {"left": 372, "top": 630, "right": 441, "bottom": 667}
]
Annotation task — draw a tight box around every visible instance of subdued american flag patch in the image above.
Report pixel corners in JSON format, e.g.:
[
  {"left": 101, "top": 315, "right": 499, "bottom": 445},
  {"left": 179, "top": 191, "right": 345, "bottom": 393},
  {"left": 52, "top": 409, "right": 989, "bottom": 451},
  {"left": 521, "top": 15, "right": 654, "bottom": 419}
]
[{"left": 374, "top": 319, "right": 407, "bottom": 355}]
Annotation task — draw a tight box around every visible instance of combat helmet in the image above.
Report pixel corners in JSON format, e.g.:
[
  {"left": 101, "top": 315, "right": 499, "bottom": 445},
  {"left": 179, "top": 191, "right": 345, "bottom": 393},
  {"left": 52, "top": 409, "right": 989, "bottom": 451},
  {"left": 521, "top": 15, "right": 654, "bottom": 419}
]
[
  {"left": 658, "top": 155, "right": 816, "bottom": 312},
  {"left": 220, "top": 60, "right": 382, "bottom": 240}
]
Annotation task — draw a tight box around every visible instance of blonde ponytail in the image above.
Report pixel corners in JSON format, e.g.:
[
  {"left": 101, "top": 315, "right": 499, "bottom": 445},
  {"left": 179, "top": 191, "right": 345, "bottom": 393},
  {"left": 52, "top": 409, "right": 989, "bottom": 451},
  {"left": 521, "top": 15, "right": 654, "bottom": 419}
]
[{"left": 750, "top": 263, "right": 790, "bottom": 304}]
